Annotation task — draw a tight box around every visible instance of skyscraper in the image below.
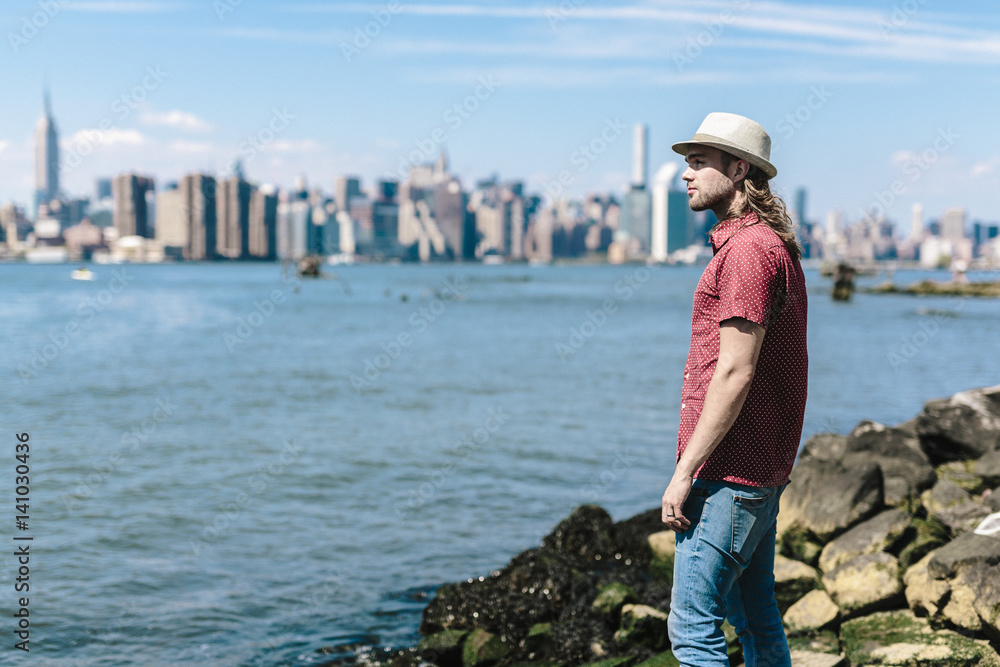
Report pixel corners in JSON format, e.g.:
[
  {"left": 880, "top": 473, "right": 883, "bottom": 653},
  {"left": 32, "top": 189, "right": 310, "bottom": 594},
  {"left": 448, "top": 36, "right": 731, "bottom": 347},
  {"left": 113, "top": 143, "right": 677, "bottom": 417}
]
[
  {"left": 651, "top": 163, "right": 691, "bottom": 261},
  {"left": 216, "top": 176, "right": 252, "bottom": 259},
  {"left": 179, "top": 174, "right": 217, "bottom": 260},
  {"left": 112, "top": 173, "right": 155, "bottom": 238},
  {"left": 35, "top": 89, "right": 60, "bottom": 213},
  {"left": 248, "top": 187, "right": 278, "bottom": 260},
  {"left": 632, "top": 124, "right": 648, "bottom": 190}
]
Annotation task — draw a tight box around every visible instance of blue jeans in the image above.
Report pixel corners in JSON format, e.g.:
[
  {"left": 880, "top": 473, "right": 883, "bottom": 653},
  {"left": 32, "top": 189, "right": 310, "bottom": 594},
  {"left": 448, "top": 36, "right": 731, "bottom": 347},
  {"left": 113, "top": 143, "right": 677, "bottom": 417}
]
[{"left": 667, "top": 479, "right": 790, "bottom": 667}]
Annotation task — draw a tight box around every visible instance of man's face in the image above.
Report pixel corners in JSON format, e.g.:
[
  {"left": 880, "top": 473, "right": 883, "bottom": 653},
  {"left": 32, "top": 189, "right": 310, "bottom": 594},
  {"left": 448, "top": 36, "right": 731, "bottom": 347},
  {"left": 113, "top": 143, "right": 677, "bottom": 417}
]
[{"left": 681, "top": 145, "right": 740, "bottom": 213}]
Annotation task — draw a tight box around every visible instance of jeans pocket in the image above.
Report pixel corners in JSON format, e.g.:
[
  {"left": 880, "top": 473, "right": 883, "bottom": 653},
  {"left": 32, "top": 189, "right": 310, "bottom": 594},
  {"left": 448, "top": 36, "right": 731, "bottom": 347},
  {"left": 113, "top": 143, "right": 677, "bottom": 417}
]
[{"left": 730, "top": 491, "right": 777, "bottom": 566}]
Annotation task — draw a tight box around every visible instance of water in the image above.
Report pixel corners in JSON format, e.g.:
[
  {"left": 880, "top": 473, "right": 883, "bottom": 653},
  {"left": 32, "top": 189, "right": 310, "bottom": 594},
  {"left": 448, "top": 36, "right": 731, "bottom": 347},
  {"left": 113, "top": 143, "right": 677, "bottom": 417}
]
[{"left": 1, "top": 262, "right": 996, "bottom": 666}]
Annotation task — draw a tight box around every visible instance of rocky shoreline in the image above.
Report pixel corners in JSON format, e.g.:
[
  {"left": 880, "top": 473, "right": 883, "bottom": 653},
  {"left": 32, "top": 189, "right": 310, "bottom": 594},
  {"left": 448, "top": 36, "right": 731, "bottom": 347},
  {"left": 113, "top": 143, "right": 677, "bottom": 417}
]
[{"left": 331, "top": 385, "right": 1000, "bottom": 667}]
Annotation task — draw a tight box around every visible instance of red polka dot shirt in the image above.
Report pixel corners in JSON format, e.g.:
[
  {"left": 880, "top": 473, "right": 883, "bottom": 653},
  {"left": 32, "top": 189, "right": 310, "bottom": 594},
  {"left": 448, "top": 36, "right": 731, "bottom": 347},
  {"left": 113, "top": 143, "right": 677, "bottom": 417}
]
[{"left": 677, "top": 211, "right": 809, "bottom": 488}]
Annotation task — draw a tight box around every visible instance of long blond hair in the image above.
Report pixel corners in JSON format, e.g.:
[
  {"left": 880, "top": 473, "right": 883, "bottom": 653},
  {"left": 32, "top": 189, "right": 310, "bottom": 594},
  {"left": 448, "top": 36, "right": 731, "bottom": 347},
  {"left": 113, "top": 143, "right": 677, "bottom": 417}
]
[{"left": 723, "top": 156, "right": 802, "bottom": 261}]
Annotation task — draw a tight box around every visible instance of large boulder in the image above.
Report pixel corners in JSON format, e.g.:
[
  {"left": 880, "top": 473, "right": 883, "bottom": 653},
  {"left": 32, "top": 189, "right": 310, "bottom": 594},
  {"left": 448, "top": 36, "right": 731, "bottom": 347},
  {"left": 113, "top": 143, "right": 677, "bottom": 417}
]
[
  {"left": 797, "top": 433, "right": 848, "bottom": 464},
  {"left": 817, "top": 508, "right": 911, "bottom": 573},
  {"left": 933, "top": 501, "right": 991, "bottom": 537},
  {"left": 788, "top": 651, "right": 848, "bottom": 667},
  {"left": 420, "top": 547, "right": 591, "bottom": 639},
  {"left": 841, "top": 609, "right": 996, "bottom": 667},
  {"left": 925, "top": 533, "right": 1000, "bottom": 641},
  {"left": 821, "top": 552, "right": 903, "bottom": 616},
  {"left": 896, "top": 517, "right": 950, "bottom": 570},
  {"left": 843, "top": 421, "right": 936, "bottom": 505},
  {"left": 779, "top": 460, "right": 884, "bottom": 544},
  {"left": 542, "top": 505, "right": 618, "bottom": 569},
  {"left": 915, "top": 385, "right": 1000, "bottom": 464},
  {"left": 936, "top": 460, "right": 986, "bottom": 494},
  {"left": 974, "top": 450, "right": 1000, "bottom": 487},
  {"left": 921, "top": 478, "right": 972, "bottom": 513},
  {"left": 903, "top": 551, "right": 951, "bottom": 618},
  {"left": 614, "top": 604, "right": 668, "bottom": 651},
  {"left": 774, "top": 554, "right": 820, "bottom": 614},
  {"left": 462, "top": 628, "right": 510, "bottom": 667},
  {"left": 592, "top": 582, "right": 638, "bottom": 619},
  {"left": 783, "top": 589, "right": 839, "bottom": 634}
]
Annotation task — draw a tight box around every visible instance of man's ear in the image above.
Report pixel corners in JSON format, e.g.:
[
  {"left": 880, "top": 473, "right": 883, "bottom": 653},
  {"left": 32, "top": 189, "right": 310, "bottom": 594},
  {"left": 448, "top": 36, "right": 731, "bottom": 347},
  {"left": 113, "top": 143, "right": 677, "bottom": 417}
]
[{"left": 731, "top": 159, "right": 750, "bottom": 184}]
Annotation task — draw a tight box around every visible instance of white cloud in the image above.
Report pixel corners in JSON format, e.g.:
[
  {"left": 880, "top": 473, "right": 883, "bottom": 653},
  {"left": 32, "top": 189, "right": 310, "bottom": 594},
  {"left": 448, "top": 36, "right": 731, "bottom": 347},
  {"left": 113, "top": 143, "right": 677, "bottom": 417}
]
[
  {"left": 971, "top": 158, "right": 1000, "bottom": 177},
  {"left": 0, "top": 140, "right": 9, "bottom": 154},
  {"left": 64, "top": 128, "right": 146, "bottom": 148},
  {"left": 140, "top": 110, "right": 213, "bottom": 131}
]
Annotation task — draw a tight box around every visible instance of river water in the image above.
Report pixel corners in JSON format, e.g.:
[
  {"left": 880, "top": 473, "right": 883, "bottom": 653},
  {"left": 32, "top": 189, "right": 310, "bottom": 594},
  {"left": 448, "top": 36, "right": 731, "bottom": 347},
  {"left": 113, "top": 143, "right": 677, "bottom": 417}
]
[{"left": 1, "top": 261, "right": 996, "bottom": 666}]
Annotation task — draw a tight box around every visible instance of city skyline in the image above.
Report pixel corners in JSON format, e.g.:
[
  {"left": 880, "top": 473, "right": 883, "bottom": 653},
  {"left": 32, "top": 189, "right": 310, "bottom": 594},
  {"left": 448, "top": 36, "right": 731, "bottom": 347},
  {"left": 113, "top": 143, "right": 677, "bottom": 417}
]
[{"left": 2, "top": 0, "right": 1000, "bottom": 229}]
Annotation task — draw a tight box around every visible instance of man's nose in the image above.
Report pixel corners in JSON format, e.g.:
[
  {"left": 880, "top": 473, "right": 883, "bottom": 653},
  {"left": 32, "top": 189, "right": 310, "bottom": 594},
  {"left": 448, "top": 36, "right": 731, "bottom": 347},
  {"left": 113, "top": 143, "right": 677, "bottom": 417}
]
[{"left": 682, "top": 168, "right": 694, "bottom": 181}]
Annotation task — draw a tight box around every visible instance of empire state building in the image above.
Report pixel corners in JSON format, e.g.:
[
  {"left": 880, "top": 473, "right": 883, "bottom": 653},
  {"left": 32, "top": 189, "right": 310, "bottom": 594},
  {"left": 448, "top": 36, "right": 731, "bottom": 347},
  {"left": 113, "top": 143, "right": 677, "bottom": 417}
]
[{"left": 35, "top": 89, "right": 60, "bottom": 210}]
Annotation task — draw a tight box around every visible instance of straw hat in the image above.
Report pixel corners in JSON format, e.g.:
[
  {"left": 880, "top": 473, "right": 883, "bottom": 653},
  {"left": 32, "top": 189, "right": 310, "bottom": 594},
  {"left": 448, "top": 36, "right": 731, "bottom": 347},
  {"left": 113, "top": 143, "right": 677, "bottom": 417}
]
[{"left": 671, "top": 112, "right": 777, "bottom": 179}]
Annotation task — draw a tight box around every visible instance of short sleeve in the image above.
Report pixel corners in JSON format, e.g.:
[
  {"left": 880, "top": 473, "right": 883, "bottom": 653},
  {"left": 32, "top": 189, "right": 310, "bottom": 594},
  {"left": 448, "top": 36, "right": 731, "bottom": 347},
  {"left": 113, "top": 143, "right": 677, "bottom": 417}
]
[{"left": 716, "top": 237, "right": 785, "bottom": 329}]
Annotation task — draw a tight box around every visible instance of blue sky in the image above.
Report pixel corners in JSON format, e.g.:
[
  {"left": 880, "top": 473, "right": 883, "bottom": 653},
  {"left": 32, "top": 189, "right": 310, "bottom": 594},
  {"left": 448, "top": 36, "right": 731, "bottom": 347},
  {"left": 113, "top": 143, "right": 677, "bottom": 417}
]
[{"left": 2, "top": 0, "right": 999, "bottom": 231}]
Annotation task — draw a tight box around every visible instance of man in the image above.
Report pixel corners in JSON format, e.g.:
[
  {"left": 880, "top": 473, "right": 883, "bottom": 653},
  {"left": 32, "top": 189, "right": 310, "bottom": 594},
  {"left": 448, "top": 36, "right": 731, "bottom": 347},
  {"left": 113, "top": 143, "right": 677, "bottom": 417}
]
[{"left": 661, "top": 112, "right": 808, "bottom": 667}]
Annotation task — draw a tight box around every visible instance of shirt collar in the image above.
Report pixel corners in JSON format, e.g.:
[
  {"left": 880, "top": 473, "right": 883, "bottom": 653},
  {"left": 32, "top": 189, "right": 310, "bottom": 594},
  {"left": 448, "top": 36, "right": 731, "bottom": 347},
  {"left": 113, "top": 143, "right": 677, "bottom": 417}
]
[{"left": 709, "top": 210, "right": 759, "bottom": 253}]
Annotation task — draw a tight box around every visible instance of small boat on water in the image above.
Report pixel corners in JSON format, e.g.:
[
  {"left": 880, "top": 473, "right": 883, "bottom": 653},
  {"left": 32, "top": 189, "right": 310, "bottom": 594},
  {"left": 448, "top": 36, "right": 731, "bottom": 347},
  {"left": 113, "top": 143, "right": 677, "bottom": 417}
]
[{"left": 71, "top": 267, "right": 95, "bottom": 281}]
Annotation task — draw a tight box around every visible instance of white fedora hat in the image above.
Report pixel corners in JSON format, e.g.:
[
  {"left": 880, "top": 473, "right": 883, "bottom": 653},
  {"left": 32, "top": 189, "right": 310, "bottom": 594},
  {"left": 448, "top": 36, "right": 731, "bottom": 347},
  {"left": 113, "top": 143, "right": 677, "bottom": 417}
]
[{"left": 672, "top": 112, "right": 777, "bottom": 179}]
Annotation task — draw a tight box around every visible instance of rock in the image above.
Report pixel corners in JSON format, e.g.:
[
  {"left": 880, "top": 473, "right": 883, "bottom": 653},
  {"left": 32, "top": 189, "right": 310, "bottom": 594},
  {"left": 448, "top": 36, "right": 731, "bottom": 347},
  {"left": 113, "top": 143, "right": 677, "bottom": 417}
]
[
  {"left": 542, "top": 505, "right": 618, "bottom": 569},
  {"left": 903, "top": 552, "right": 951, "bottom": 618},
  {"left": 841, "top": 609, "right": 992, "bottom": 667},
  {"left": 579, "top": 657, "right": 636, "bottom": 667},
  {"left": 843, "top": 421, "right": 935, "bottom": 504},
  {"left": 915, "top": 385, "right": 1000, "bottom": 464},
  {"left": 420, "top": 548, "right": 591, "bottom": 639},
  {"left": 591, "top": 582, "right": 638, "bottom": 619},
  {"left": 614, "top": 604, "right": 668, "bottom": 651},
  {"left": 933, "top": 501, "right": 991, "bottom": 536},
  {"left": 611, "top": 508, "right": 668, "bottom": 570},
  {"left": 646, "top": 531, "right": 674, "bottom": 563},
  {"left": 632, "top": 651, "right": 679, "bottom": 667},
  {"left": 941, "top": 565, "right": 984, "bottom": 633},
  {"left": 520, "top": 623, "right": 553, "bottom": 660},
  {"left": 774, "top": 554, "right": 820, "bottom": 614},
  {"left": 778, "top": 460, "right": 884, "bottom": 543},
  {"left": 788, "top": 651, "right": 847, "bottom": 667},
  {"left": 920, "top": 478, "right": 972, "bottom": 513},
  {"left": 551, "top": 616, "right": 615, "bottom": 665},
  {"left": 783, "top": 590, "right": 839, "bottom": 634},
  {"left": 896, "top": 517, "right": 950, "bottom": 570},
  {"left": 787, "top": 630, "right": 841, "bottom": 656},
  {"left": 974, "top": 451, "right": 1000, "bottom": 487},
  {"left": 927, "top": 532, "right": 1000, "bottom": 579},
  {"left": 418, "top": 630, "right": 468, "bottom": 667},
  {"left": 462, "top": 628, "right": 510, "bottom": 667},
  {"left": 780, "top": 530, "right": 824, "bottom": 566},
  {"left": 798, "top": 433, "right": 848, "bottom": 463},
  {"left": 821, "top": 553, "right": 903, "bottom": 616},
  {"left": 817, "top": 508, "right": 911, "bottom": 573},
  {"left": 937, "top": 460, "right": 986, "bottom": 494}
]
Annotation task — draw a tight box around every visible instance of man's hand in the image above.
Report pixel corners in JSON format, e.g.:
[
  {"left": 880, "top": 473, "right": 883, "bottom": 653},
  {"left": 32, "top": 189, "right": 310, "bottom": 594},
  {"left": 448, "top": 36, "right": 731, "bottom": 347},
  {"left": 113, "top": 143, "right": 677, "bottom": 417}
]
[{"left": 661, "top": 472, "right": 693, "bottom": 532}]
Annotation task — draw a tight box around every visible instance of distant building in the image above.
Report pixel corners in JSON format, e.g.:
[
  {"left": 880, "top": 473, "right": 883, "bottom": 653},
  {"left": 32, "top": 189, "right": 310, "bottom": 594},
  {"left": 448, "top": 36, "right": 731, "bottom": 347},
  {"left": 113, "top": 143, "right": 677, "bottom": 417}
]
[
  {"left": 179, "top": 174, "right": 217, "bottom": 260},
  {"left": 335, "top": 176, "right": 362, "bottom": 213},
  {"left": 651, "top": 163, "right": 690, "bottom": 261},
  {"left": 216, "top": 176, "right": 252, "bottom": 259},
  {"left": 113, "top": 173, "right": 155, "bottom": 238},
  {"left": 248, "top": 187, "right": 278, "bottom": 260},
  {"left": 632, "top": 124, "right": 648, "bottom": 189},
  {"left": 939, "top": 207, "right": 966, "bottom": 243},
  {"left": 34, "top": 90, "right": 60, "bottom": 215},
  {"left": 620, "top": 187, "right": 652, "bottom": 252},
  {"left": 156, "top": 186, "right": 186, "bottom": 258},
  {"left": 95, "top": 178, "right": 113, "bottom": 202}
]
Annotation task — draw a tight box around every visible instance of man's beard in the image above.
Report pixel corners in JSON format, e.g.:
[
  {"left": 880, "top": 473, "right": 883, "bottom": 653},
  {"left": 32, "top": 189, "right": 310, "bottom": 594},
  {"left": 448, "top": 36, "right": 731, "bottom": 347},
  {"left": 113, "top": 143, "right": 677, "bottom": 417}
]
[{"left": 688, "top": 179, "right": 735, "bottom": 212}]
